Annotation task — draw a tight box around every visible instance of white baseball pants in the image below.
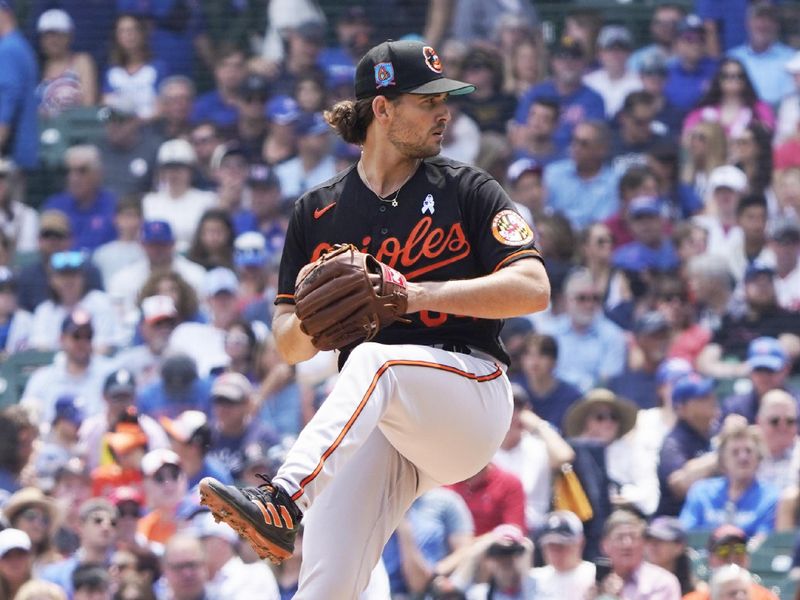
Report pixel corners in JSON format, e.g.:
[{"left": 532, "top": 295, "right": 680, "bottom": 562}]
[{"left": 272, "top": 342, "right": 513, "bottom": 599}]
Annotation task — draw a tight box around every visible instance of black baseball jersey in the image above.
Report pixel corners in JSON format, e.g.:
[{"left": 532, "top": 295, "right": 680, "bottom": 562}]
[{"left": 275, "top": 156, "right": 543, "bottom": 365}]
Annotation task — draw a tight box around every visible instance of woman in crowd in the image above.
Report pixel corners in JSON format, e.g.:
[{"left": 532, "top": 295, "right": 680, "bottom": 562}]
[
  {"left": 138, "top": 271, "right": 200, "bottom": 324},
  {"left": 0, "top": 159, "right": 38, "bottom": 254},
  {"left": 505, "top": 36, "right": 545, "bottom": 98},
  {"left": 186, "top": 209, "right": 235, "bottom": 271},
  {"left": 35, "top": 8, "right": 97, "bottom": 117},
  {"left": 30, "top": 251, "right": 116, "bottom": 353},
  {"left": 222, "top": 319, "right": 259, "bottom": 381},
  {"left": 102, "top": 14, "right": 168, "bottom": 120},
  {"left": 680, "top": 422, "right": 778, "bottom": 538},
  {"left": 729, "top": 123, "right": 773, "bottom": 197},
  {"left": 293, "top": 72, "right": 327, "bottom": 114},
  {"left": 579, "top": 222, "right": 632, "bottom": 319},
  {"left": 2, "top": 487, "right": 62, "bottom": 572},
  {"left": 680, "top": 121, "right": 727, "bottom": 200},
  {"left": 683, "top": 58, "right": 774, "bottom": 138}
]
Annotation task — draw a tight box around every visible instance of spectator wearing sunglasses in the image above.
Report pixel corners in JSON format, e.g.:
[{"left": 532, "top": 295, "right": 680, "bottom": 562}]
[
  {"left": 30, "top": 250, "right": 117, "bottom": 353},
  {"left": 42, "top": 145, "right": 117, "bottom": 252},
  {"left": 538, "top": 268, "right": 626, "bottom": 393},
  {"left": 15, "top": 210, "right": 104, "bottom": 313},
  {"left": 756, "top": 390, "right": 800, "bottom": 494},
  {"left": 21, "top": 309, "right": 114, "bottom": 424},
  {"left": 138, "top": 449, "right": 191, "bottom": 548},
  {"left": 40, "top": 498, "right": 119, "bottom": 598},
  {"left": 683, "top": 525, "right": 777, "bottom": 600}
]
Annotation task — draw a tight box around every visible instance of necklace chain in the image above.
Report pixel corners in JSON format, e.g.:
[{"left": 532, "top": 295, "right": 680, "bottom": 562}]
[{"left": 357, "top": 159, "right": 419, "bottom": 208}]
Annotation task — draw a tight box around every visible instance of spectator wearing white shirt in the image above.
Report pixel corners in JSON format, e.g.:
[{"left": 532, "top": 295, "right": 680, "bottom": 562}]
[
  {"left": 583, "top": 26, "right": 642, "bottom": 119},
  {"left": 274, "top": 112, "right": 336, "bottom": 200},
  {"left": 693, "top": 165, "right": 749, "bottom": 257},
  {"left": 756, "top": 390, "right": 800, "bottom": 493},
  {"left": 0, "top": 267, "right": 32, "bottom": 355},
  {"left": 143, "top": 139, "right": 217, "bottom": 253},
  {"left": 529, "top": 511, "right": 595, "bottom": 600},
  {"left": 765, "top": 219, "right": 800, "bottom": 311},
  {"left": 195, "top": 512, "right": 280, "bottom": 599},
  {"left": 0, "top": 158, "right": 38, "bottom": 253}
]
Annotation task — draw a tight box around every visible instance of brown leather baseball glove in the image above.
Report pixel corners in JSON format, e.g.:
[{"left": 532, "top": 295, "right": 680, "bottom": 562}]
[{"left": 294, "top": 244, "right": 409, "bottom": 351}]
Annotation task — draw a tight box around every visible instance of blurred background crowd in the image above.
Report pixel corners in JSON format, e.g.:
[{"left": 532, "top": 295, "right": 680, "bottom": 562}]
[{"left": 1, "top": 0, "right": 800, "bottom": 598}]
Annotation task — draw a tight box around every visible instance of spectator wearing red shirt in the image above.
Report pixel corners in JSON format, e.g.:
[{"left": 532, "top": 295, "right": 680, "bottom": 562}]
[{"left": 448, "top": 463, "right": 526, "bottom": 535}]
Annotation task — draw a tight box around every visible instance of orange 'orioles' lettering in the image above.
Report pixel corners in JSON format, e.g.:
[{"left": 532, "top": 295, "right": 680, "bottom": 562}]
[{"left": 309, "top": 217, "right": 471, "bottom": 281}]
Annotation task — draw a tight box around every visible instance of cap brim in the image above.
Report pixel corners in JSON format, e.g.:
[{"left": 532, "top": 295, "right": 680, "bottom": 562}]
[
  {"left": 749, "top": 357, "right": 783, "bottom": 372},
  {"left": 539, "top": 533, "right": 579, "bottom": 545},
  {"left": 405, "top": 78, "right": 476, "bottom": 96}
]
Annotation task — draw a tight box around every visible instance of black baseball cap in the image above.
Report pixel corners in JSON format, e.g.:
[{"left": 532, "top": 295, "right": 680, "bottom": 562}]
[{"left": 354, "top": 40, "right": 475, "bottom": 101}]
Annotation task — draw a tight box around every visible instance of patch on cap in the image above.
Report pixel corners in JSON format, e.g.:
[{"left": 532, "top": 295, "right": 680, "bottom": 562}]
[
  {"left": 491, "top": 210, "right": 534, "bottom": 246},
  {"left": 423, "top": 46, "right": 443, "bottom": 73},
  {"left": 374, "top": 62, "right": 396, "bottom": 89}
]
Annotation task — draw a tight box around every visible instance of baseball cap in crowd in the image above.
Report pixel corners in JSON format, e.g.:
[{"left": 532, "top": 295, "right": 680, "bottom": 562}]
[
  {"left": 708, "top": 165, "right": 747, "bottom": 194},
  {"left": 141, "top": 294, "right": 178, "bottom": 325},
  {"left": 768, "top": 219, "right": 800, "bottom": 244},
  {"left": 53, "top": 395, "right": 83, "bottom": 426},
  {"left": 193, "top": 510, "right": 240, "bottom": 545},
  {"left": 293, "top": 20, "right": 325, "bottom": 43},
  {"left": 708, "top": 524, "right": 747, "bottom": 551},
  {"left": 506, "top": 158, "right": 543, "bottom": 186},
  {"left": 597, "top": 25, "right": 633, "bottom": 51},
  {"left": 633, "top": 311, "right": 670, "bottom": 336},
  {"left": 104, "top": 368, "right": 136, "bottom": 396},
  {"left": 78, "top": 497, "right": 118, "bottom": 522},
  {"left": 354, "top": 40, "right": 474, "bottom": 101},
  {"left": 61, "top": 308, "right": 93, "bottom": 335},
  {"left": 671, "top": 373, "right": 715, "bottom": 405},
  {"left": 39, "top": 209, "right": 71, "bottom": 237},
  {"left": 105, "top": 422, "right": 147, "bottom": 455},
  {"left": 656, "top": 358, "right": 692, "bottom": 386},
  {"left": 157, "top": 138, "right": 196, "bottom": 167},
  {"left": 109, "top": 486, "right": 144, "bottom": 519},
  {"left": 628, "top": 195, "right": 663, "bottom": 219},
  {"left": 99, "top": 95, "right": 138, "bottom": 122},
  {"left": 744, "top": 260, "right": 775, "bottom": 282},
  {"left": 72, "top": 564, "right": 111, "bottom": 594},
  {"left": 538, "top": 511, "right": 584, "bottom": 545},
  {"left": 639, "top": 53, "right": 668, "bottom": 77},
  {"left": 747, "top": 337, "right": 788, "bottom": 372},
  {"left": 234, "top": 232, "right": 269, "bottom": 268},
  {"left": 247, "top": 163, "right": 279, "bottom": 188},
  {"left": 551, "top": 35, "right": 585, "bottom": 59},
  {"left": 645, "top": 517, "right": 686, "bottom": 543},
  {"left": 294, "top": 112, "right": 330, "bottom": 137},
  {"left": 160, "top": 410, "right": 208, "bottom": 444},
  {"left": 37, "top": 8, "right": 73, "bottom": 33},
  {"left": 786, "top": 51, "right": 800, "bottom": 75},
  {"left": 238, "top": 74, "right": 269, "bottom": 100},
  {"left": 0, "top": 529, "right": 31, "bottom": 557},
  {"left": 265, "top": 95, "right": 301, "bottom": 125},
  {"left": 333, "top": 139, "right": 361, "bottom": 162},
  {"left": 203, "top": 267, "right": 238, "bottom": 297},
  {"left": 161, "top": 354, "right": 197, "bottom": 390},
  {"left": 50, "top": 250, "right": 86, "bottom": 272},
  {"left": 141, "top": 220, "right": 174, "bottom": 244},
  {"left": 677, "top": 14, "right": 705, "bottom": 37},
  {"left": 210, "top": 142, "right": 246, "bottom": 170},
  {"left": 141, "top": 448, "right": 181, "bottom": 477},
  {"left": 211, "top": 372, "right": 253, "bottom": 403}
]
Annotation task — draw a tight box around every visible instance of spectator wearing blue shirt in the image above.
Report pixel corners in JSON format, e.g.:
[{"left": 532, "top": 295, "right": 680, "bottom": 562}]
[
  {"left": 637, "top": 55, "right": 686, "bottom": 138},
  {"left": 137, "top": 353, "right": 212, "bottom": 420},
  {"left": 514, "top": 36, "right": 605, "bottom": 153},
  {"left": 0, "top": 3, "right": 39, "bottom": 169},
  {"left": 679, "top": 420, "right": 778, "bottom": 538},
  {"left": 728, "top": 3, "right": 795, "bottom": 107},
  {"left": 664, "top": 16, "right": 718, "bottom": 115},
  {"left": 627, "top": 4, "right": 685, "bottom": 73},
  {"left": 510, "top": 98, "right": 565, "bottom": 167},
  {"left": 511, "top": 333, "right": 583, "bottom": 431},
  {"left": 609, "top": 312, "right": 673, "bottom": 410},
  {"left": 656, "top": 374, "right": 718, "bottom": 516},
  {"left": 43, "top": 145, "right": 117, "bottom": 252},
  {"left": 612, "top": 196, "right": 680, "bottom": 275},
  {"left": 191, "top": 47, "right": 247, "bottom": 130},
  {"left": 539, "top": 269, "right": 627, "bottom": 393},
  {"left": 543, "top": 121, "right": 620, "bottom": 230},
  {"left": 148, "top": 0, "right": 212, "bottom": 78}
]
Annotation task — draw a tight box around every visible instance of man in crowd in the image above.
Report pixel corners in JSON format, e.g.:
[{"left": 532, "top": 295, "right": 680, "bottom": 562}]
[
  {"left": 768, "top": 220, "right": 800, "bottom": 311},
  {"left": 663, "top": 15, "right": 718, "bottom": 116},
  {"left": 756, "top": 389, "right": 800, "bottom": 492},
  {"left": 529, "top": 511, "right": 595, "bottom": 599},
  {"left": 511, "top": 99, "right": 562, "bottom": 166},
  {"left": 191, "top": 47, "right": 247, "bottom": 131},
  {"left": 161, "top": 533, "right": 211, "bottom": 600},
  {"left": 43, "top": 145, "right": 117, "bottom": 252},
  {"left": 628, "top": 3, "right": 685, "bottom": 72},
  {"left": 657, "top": 373, "right": 719, "bottom": 516},
  {"left": 583, "top": 25, "right": 642, "bottom": 119}
]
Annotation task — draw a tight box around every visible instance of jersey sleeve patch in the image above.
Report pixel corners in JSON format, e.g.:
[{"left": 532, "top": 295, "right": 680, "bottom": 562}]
[{"left": 491, "top": 210, "right": 534, "bottom": 246}]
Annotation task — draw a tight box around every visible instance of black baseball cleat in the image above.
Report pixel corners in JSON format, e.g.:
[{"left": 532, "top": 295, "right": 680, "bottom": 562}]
[{"left": 199, "top": 474, "right": 303, "bottom": 564}]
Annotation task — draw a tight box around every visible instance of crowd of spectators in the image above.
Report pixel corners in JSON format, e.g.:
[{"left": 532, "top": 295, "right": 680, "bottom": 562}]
[{"left": 0, "top": 0, "right": 800, "bottom": 598}]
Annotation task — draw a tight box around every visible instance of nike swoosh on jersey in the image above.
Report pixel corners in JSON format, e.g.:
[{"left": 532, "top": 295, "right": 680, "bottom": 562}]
[{"left": 313, "top": 202, "right": 336, "bottom": 219}]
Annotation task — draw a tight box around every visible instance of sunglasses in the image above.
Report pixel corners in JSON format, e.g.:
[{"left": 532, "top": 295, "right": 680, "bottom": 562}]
[
  {"left": 51, "top": 250, "right": 85, "bottom": 271},
  {"left": 713, "top": 543, "right": 746, "bottom": 558},
  {"left": 20, "top": 508, "right": 50, "bottom": 525},
  {"left": 767, "top": 416, "right": 797, "bottom": 428},
  {"left": 40, "top": 229, "right": 67, "bottom": 240},
  {"left": 575, "top": 293, "right": 602, "bottom": 303},
  {"left": 590, "top": 411, "right": 618, "bottom": 423},
  {"left": 153, "top": 465, "right": 181, "bottom": 484},
  {"left": 166, "top": 560, "right": 203, "bottom": 571}
]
